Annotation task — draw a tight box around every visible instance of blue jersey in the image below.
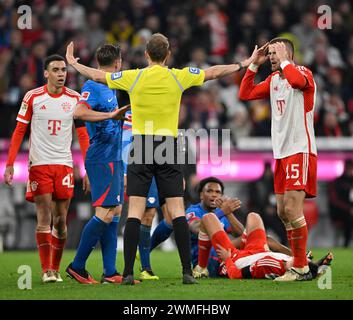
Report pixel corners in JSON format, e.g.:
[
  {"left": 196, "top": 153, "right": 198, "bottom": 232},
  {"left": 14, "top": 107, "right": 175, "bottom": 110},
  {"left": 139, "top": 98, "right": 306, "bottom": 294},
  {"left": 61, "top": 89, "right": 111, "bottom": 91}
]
[
  {"left": 185, "top": 203, "right": 232, "bottom": 266},
  {"left": 80, "top": 80, "right": 122, "bottom": 164}
]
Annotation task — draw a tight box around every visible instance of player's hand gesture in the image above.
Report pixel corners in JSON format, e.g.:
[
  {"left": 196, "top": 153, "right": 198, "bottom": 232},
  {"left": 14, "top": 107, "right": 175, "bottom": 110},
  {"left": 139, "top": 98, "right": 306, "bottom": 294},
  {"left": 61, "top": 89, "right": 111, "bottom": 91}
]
[
  {"left": 110, "top": 104, "right": 131, "bottom": 120},
  {"left": 252, "top": 42, "right": 269, "bottom": 66},
  {"left": 66, "top": 42, "right": 80, "bottom": 66},
  {"left": 216, "top": 244, "right": 231, "bottom": 262},
  {"left": 215, "top": 196, "right": 241, "bottom": 216},
  {"left": 272, "top": 42, "right": 289, "bottom": 63},
  {"left": 4, "top": 166, "right": 14, "bottom": 186}
]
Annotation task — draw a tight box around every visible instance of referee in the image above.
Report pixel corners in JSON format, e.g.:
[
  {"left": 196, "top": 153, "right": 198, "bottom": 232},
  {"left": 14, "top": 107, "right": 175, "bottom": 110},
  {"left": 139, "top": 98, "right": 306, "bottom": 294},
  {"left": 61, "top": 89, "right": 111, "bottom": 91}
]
[{"left": 66, "top": 33, "right": 255, "bottom": 284}]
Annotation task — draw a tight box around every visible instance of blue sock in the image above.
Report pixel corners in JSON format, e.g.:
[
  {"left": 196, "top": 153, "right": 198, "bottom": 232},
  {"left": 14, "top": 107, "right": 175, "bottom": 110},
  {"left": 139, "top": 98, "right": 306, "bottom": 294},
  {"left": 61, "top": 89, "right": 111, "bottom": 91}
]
[
  {"left": 139, "top": 224, "right": 152, "bottom": 270},
  {"left": 72, "top": 216, "right": 108, "bottom": 270},
  {"left": 150, "top": 220, "right": 173, "bottom": 252},
  {"left": 100, "top": 215, "right": 120, "bottom": 276}
]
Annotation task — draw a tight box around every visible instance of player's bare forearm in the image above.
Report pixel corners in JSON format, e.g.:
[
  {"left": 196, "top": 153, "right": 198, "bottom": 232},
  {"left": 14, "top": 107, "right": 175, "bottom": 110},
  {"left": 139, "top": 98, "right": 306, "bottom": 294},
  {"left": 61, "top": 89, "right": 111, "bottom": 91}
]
[
  {"left": 74, "top": 103, "right": 111, "bottom": 122},
  {"left": 204, "top": 64, "right": 240, "bottom": 81},
  {"left": 267, "top": 235, "right": 292, "bottom": 256},
  {"left": 226, "top": 214, "right": 245, "bottom": 237}
]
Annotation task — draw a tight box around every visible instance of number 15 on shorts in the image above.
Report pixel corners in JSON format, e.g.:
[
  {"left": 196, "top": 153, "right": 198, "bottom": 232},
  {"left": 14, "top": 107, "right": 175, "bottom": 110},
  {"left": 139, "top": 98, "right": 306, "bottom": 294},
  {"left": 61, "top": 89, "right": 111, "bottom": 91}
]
[{"left": 286, "top": 164, "right": 299, "bottom": 180}]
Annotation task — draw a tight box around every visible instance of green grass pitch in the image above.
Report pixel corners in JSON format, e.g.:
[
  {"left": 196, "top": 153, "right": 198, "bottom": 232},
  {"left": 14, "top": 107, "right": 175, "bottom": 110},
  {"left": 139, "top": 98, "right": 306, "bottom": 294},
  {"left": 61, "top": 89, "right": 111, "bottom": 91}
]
[{"left": 0, "top": 248, "right": 352, "bottom": 300}]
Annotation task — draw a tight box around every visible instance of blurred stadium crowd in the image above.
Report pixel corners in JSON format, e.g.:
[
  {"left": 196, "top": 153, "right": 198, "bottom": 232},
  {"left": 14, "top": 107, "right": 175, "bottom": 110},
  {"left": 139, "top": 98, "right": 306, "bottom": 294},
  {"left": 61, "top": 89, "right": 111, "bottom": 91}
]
[
  {"left": 1, "top": 0, "right": 353, "bottom": 142},
  {"left": 0, "top": 0, "right": 353, "bottom": 250}
]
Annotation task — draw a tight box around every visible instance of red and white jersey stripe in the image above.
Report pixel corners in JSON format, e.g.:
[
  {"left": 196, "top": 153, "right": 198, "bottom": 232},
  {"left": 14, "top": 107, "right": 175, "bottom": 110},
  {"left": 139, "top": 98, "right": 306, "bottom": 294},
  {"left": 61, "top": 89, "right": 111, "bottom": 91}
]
[{"left": 16, "top": 85, "right": 80, "bottom": 167}]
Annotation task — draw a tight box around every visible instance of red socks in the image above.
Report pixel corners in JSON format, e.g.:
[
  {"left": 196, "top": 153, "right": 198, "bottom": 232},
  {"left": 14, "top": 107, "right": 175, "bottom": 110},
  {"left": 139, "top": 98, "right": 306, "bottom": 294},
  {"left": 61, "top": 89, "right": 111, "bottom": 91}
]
[
  {"left": 290, "top": 217, "right": 308, "bottom": 269},
  {"left": 51, "top": 233, "right": 66, "bottom": 272},
  {"left": 36, "top": 231, "right": 52, "bottom": 273},
  {"left": 198, "top": 231, "right": 212, "bottom": 268},
  {"left": 36, "top": 228, "right": 67, "bottom": 273}
]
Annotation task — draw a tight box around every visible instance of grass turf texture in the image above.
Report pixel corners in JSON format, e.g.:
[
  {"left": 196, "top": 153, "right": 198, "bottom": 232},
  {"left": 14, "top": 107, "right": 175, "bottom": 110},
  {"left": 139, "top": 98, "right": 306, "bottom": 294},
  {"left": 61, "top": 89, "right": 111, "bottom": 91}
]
[{"left": 0, "top": 248, "right": 352, "bottom": 300}]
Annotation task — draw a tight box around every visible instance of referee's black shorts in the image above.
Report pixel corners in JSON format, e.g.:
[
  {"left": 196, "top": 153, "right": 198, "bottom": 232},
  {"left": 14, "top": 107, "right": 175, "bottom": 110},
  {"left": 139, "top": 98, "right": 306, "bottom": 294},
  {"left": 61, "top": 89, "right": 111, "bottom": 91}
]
[{"left": 127, "top": 135, "right": 184, "bottom": 199}]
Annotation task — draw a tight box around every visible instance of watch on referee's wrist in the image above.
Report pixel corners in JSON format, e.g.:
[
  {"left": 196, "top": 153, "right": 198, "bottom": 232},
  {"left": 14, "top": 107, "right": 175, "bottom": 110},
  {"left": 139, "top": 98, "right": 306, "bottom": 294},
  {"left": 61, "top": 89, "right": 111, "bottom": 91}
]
[{"left": 235, "top": 61, "right": 243, "bottom": 71}]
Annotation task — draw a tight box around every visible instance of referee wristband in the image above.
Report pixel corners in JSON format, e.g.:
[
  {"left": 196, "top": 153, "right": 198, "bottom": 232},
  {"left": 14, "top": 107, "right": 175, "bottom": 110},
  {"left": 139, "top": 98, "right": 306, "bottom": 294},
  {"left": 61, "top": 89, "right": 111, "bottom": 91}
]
[{"left": 235, "top": 62, "right": 243, "bottom": 71}]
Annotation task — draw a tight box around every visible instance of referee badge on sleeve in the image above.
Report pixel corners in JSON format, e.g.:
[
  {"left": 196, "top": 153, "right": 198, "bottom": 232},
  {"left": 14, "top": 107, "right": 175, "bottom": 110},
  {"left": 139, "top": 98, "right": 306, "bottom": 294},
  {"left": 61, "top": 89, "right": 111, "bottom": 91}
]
[
  {"left": 111, "top": 71, "right": 122, "bottom": 80},
  {"left": 189, "top": 67, "right": 200, "bottom": 75}
]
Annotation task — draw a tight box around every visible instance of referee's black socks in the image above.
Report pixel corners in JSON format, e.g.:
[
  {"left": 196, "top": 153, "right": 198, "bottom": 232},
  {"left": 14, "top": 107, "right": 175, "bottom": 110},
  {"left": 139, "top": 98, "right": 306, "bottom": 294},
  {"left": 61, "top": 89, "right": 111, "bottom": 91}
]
[
  {"left": 172, "top": 216, "right": 193, "bottom": 275},
  {"left": 123, "top": 217, "right": 141, "bottom": 277}
]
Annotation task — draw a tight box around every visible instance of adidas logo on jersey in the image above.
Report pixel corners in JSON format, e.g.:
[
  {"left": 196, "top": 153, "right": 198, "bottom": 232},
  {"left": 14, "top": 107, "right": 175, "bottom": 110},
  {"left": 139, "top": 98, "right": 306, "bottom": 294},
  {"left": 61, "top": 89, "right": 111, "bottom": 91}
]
[
  {"left": 293, "top": 180, "right": 301, "bottom": 186},
  {"left": 40, "top": 105, "right": 47, "bottom": 110}
]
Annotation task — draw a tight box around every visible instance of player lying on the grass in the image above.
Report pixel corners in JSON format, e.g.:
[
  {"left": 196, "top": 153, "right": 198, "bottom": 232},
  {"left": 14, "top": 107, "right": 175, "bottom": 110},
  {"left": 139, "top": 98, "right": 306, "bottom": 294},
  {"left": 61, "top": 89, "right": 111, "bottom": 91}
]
[
  {"left": 66, "top": 44, "right": 130, "bottom": 284},
  {"left": 147, "top": 176, "right": 292, "bottom": 278},
  {"left": 200, "top": 207, "right": 332, "bottom": 280},
  {"left": 4, "top": 54, "right": 90, "bottom": 283}
]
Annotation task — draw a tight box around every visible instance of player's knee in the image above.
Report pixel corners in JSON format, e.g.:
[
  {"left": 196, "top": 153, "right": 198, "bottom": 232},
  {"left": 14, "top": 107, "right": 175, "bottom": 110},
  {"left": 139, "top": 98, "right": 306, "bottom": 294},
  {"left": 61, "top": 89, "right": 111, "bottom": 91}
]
[
  {"left": 201, "top": 212, "right": 217, "bottom": 223},
  {"left": 142, "top": 208, "right": 156, "bottom": 225},
  {"left": 247, "top": 212, "right": 261, "bottom": 222},
  {"left": 283, "top": 198, "right": 297, "bottom": 218},
  {"left": 54, "top": 215, "right": 67, "bottom": 230}
]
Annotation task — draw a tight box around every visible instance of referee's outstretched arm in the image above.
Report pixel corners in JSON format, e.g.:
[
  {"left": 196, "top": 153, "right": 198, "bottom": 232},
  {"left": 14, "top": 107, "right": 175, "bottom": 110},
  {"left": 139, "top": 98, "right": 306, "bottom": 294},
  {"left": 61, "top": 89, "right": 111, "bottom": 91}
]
[
  {"left": 66, "top": 42, "right": 107, "bottom": 83},
  {"left": 204, "top": 46, "right": 257, "bottom": 81}
]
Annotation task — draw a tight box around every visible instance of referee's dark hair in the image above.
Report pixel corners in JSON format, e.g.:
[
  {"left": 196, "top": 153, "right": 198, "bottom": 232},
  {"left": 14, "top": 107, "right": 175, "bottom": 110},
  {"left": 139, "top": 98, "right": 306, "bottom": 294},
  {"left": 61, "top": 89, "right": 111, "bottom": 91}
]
[
  {"left": 44, "top": 54, "right": 65, "bottom": 70},
  {"left": 197, "top": 177, "right": 224, "bottom": 194},
  {"left": 96, "top": 44, "right": 121, "bottom": 67}
]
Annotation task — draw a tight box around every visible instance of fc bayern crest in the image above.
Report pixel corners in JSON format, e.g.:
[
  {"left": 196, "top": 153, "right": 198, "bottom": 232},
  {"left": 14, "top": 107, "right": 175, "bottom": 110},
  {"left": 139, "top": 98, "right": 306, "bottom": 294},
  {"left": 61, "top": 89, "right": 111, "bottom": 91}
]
[
  {"left": 31, "top": 181, "right": 38, "bottom": 192},
  {"left": 61, "top": 102, "right": 72, "bottom": 113}
]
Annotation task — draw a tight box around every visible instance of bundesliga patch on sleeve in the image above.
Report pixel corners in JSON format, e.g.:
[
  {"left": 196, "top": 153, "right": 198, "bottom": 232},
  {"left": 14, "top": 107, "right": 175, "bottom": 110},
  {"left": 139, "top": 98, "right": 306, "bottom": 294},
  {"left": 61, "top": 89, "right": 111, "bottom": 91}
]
[
  {"left": 18, "top": 101, "right": 28, "bottom": 116},
  {"left": 81, "top": 91, "right": 90, "bottom": 100},
  {"left": 111, "top": 71, "right": 122, "bottom": 80},
  {"left": 186, "top": 212, "right": 196, "bottom": 220},
  {"left": 189, "top": 67, "right": 200, "bottom": 75}
]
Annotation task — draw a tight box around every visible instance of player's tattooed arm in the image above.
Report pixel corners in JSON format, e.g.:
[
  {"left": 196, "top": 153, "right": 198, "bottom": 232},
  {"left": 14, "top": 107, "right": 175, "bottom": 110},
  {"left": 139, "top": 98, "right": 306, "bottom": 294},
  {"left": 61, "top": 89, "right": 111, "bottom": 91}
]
[{"left": 66, "top": 42, "right": 107, "bottom": 83}]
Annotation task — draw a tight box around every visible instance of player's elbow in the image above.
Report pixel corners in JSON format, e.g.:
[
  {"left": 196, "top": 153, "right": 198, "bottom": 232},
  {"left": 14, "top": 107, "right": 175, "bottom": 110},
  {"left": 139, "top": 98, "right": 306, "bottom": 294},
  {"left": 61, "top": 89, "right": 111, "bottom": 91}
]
[{"left": 73, "top": 106, "right": 84, "bottom": 120}]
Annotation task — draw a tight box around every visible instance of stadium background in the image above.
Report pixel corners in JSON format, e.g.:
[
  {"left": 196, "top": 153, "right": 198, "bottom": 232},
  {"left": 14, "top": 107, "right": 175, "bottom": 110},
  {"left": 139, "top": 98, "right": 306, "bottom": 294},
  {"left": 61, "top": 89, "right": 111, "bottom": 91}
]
[{"left": 0, "top": 0, "right": 353, "bottom": 252}]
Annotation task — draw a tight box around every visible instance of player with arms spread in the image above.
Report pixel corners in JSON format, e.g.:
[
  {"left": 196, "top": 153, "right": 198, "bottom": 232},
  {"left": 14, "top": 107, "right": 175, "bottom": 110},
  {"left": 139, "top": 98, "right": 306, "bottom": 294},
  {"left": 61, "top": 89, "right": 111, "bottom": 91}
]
[
  {"left": 66, "top": 33, "right": 256, "bottom": 285},
  {"left": 239, "top": 38, "right": 317, "bottom": 281},
  {"left": 4, "top": 55, "right": 90, "bottom": 283}
]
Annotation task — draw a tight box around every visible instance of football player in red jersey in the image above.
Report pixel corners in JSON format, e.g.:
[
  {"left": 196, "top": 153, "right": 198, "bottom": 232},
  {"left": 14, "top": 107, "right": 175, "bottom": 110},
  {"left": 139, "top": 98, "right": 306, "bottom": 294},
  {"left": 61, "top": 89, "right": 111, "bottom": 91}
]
[
  {"left": 4, "top": 55, "right": 90, "bottom": 283},
  {"left": 239, "top": 39, "right": 318, "bottom": 281}
]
